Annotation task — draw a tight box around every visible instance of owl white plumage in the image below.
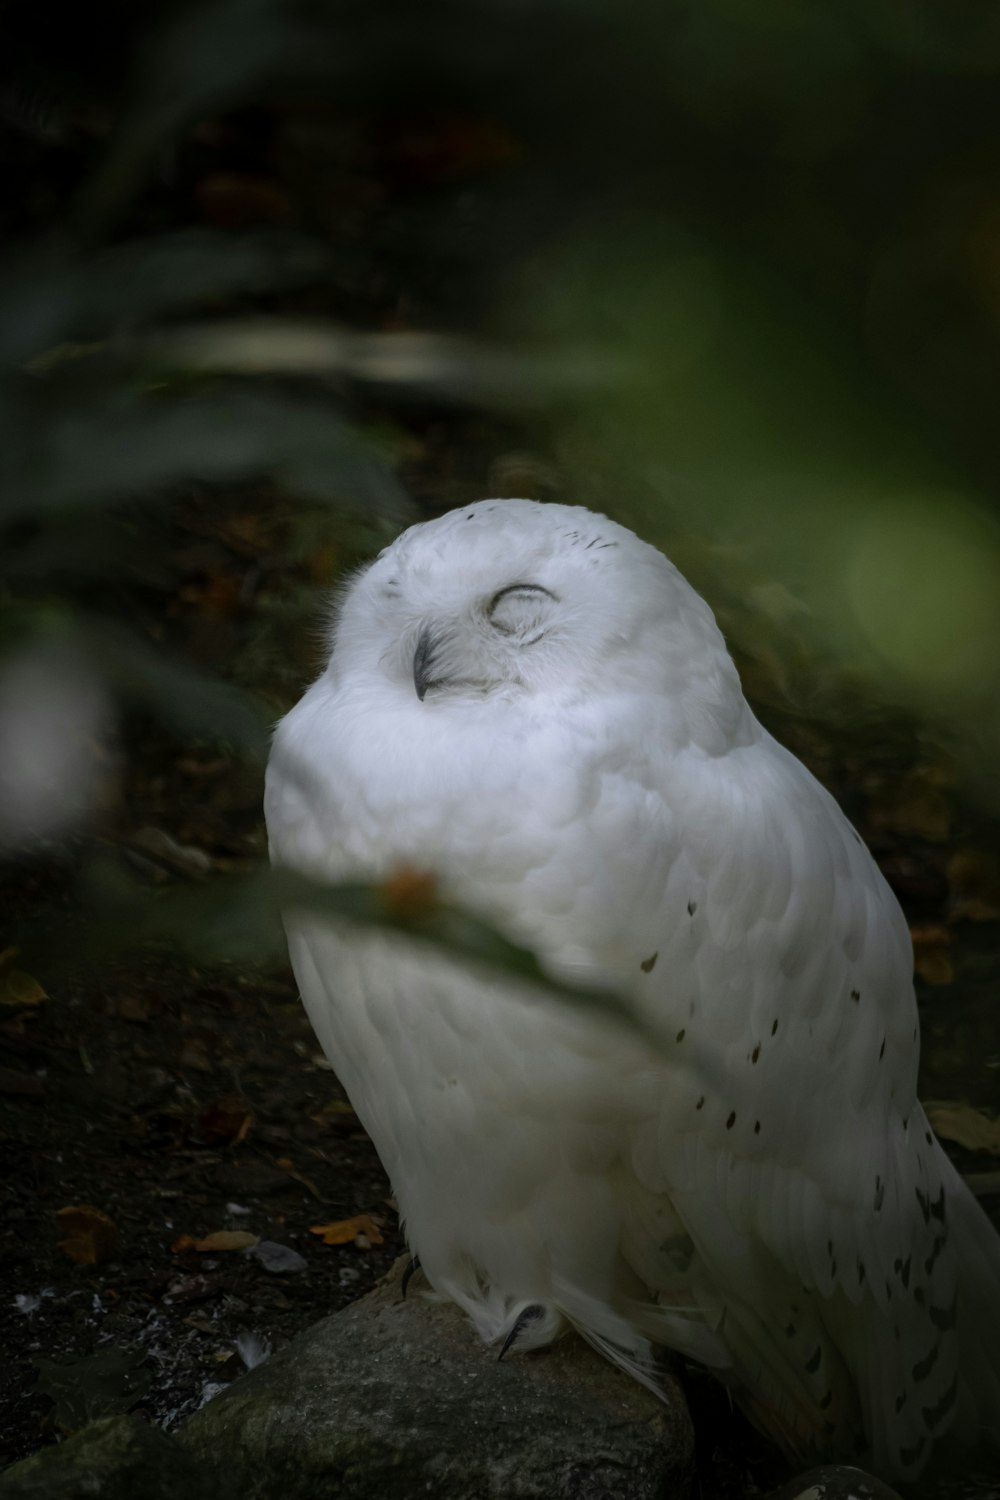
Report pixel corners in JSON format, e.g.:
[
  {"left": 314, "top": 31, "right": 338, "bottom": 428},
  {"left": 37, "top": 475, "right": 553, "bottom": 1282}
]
[{"left": 264, "top": 498, "right": 1000, "bottom": 1479}]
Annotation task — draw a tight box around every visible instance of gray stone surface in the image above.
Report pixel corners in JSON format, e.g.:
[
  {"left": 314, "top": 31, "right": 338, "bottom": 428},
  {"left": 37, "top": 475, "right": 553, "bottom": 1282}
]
[
  {"left": 0, "top": 1414, "right": 217, "bottom": 1500},
  {"left": 764, "top": 1466, "right": 903, "bottom": 1500},
  {"left": 179, "top": 1257, "right": 694, "bottom": 1499}
]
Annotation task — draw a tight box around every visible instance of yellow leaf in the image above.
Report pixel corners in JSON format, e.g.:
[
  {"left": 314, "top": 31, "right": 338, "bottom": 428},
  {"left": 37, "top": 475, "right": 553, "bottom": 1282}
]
[
  {"left": 926, "top": 1104, "right": 1000, "bottom": 1157},
  {"left": 913, "top": 948, "right": 954, "bottom": 986},
  {"left": 910, "top": 925, "right": 954, "bottom": 986},
  {"left": 0, "top": 947, "right": 47, "bottom": 1007},
  {"left": 193, "top": 1230, "right": 260, "bottom": 1252},
  {"left": 947, "top": 850, "right": 1000, "bottom": 923},
  {"left": 309, "top": 1213, "right": 384, "bottom": 1247},
  {"left": 56, "top": 1205, "right": 118, "bottom": 1265}
]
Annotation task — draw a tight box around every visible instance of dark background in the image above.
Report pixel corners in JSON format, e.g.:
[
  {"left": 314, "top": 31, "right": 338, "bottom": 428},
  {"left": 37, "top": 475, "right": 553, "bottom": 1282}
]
[{"left": 1, "top": 1, "right": 999, "bottom": 1491}]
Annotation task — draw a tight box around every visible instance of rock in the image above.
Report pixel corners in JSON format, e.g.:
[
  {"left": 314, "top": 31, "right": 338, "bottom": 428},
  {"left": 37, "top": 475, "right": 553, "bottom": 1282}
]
[
  {"left": 245, "top": 1238, "right": 308, "bottom": 1273},
  {"left": 0, "top": 1415, "right": 218, "bottom": 1500},
  {"left": 764, "top": 1465, "right": 903, "bottom": 1500},
  {"left": 179, "top": 1257, "right": 694, "bottom": 1499}
]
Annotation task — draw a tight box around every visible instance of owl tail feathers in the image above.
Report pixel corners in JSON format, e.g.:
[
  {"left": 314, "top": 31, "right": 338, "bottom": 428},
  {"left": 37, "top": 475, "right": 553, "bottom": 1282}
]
[
  {"left": 553, "top": 1277, "right": 726, "bottom": 1403},
  {"left": 949, "top": 1167, "right": 1000, "bottom": 1448},
  {"left": 704, "top": 1298, "right": 868, "bottom": 1471},
  {"left": 618, "top": 1285, "right": 865, "bottom": 1467},
  {"left": 729, "top": 1385, "right": 850, "bottom": 1470}
]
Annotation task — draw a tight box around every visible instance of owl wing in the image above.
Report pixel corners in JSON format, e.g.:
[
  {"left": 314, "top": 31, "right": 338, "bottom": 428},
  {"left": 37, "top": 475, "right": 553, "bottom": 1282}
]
[{"left": 609, "top": 730, "right": 999, "bottom": 1476}]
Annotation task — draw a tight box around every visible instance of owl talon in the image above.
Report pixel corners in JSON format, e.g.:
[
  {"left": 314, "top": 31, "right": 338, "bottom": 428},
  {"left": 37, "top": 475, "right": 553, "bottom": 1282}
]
[
  {"left": 401, "top": 1255, "right": 421, "bottom": 1300},
  {"left": 498, "top": 1303, "right": 546, "bottom": 1360}
]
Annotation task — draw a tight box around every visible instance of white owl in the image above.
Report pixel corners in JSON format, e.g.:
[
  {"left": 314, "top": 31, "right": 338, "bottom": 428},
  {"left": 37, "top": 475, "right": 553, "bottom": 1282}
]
[{"left": 264, "top": 499, "right": 1000, "bottom": 1479}]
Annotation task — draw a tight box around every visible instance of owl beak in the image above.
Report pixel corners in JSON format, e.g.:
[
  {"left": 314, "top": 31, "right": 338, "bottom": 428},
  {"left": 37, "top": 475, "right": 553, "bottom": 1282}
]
[{"left": 412, "top": 626, "right": 438, "bottom": 701}]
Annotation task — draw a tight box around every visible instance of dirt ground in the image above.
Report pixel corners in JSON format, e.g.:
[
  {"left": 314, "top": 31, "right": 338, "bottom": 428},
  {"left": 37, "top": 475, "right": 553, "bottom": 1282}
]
[{"left": 0, "top": 501, "right": 404, "bottom": 1464}]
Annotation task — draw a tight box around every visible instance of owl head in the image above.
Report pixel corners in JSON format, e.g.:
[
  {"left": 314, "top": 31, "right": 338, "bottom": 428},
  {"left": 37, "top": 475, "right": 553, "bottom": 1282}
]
[{"left": 327, "top": 499, "right": 745, "bottom": 745}]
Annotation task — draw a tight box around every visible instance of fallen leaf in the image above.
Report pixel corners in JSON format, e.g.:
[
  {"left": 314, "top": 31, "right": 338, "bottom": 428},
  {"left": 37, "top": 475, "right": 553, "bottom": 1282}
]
[
  {"left": 179, "top": 570, "right": 243, "bottom": 618},
  {"left": 926, "top": 1104, "right": 1000, "bottom": 1156},
  {"left": 193, "top": 1230, "right": 260, "bottom": 1252},
  {"left": 56, "top": 1205, "right": 119, "bottom": 1265},
  {"left": 164, "top": 1273, "right": 215, "bottom": 1303},
  {"left": 274, "top": 1157, "right": 325, "bottom": 1201},
  {"left": 182, "top": 1314, "right": 217, "bottom": 1333},
  {"left": 197, "top": 1097, "right": 253, "bottom": 1145},
  {"left": 309, "top": 1213, "right": 384, "bottom": 1247},
  {"left": 0, "top": 947, "right": 47, "bottom": 1007},
  {"left": 910, "top": 925, "right": 954, "bottom": 985},
  {"left": 947, "top": 850, "right": 1000, "bottom": 923},
  {"left": 914, "top": 949, "right": 954, "bottom": 985},
  {"left": 308, "top": 1100, "right": 359, "bottom": 1129},
  {"left": 909, "top": 924, "right": 951, "bottom": 947},
  {"left": 170, "top": 1233, "right": 198, "bottom": 1254}
]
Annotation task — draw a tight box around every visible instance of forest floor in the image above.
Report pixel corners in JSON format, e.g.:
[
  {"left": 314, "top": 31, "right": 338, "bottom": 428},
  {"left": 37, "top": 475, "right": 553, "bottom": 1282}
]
[{"left": 0, "top": 491, "right": 404, "bottom": 1466}]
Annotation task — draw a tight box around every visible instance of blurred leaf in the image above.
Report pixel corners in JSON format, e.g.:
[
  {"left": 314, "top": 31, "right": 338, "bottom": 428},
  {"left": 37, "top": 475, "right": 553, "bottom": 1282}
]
[
  {"left": 141, "top": 319, "right": 629, "bottom": 403},
  {"left": 0, "top": 513, "right": 174, "bottom": 591},
  {"left": 80, "top": 860, "right": 666, "bottom": 1053},
  {"left": 0, "top": 633, "right": 112, "bottom": 849},
  {"left": 130, "top": 828, "right": 215, "bottom": 881},
  {"left": 77, "top": 0, "right": 340, "bottom": 237},
  {"left": 197, "top": 1098, "right": 254, "bottom": 1145},
  {"left": 0, "top": 229, "right": 331, "bottom": 366},
  {"left": 0, "top": 388, "right": 408, "bottom": 523},
  {"left": 78, "top": 617, "right": 269, "bottom": 753}
]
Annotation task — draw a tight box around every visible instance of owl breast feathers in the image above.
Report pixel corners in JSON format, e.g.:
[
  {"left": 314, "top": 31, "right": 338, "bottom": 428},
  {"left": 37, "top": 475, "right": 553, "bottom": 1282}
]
[{"left": 264, "top": 498, "right": 1000, "bottom": 1480}]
